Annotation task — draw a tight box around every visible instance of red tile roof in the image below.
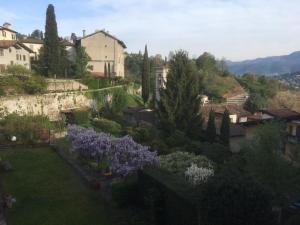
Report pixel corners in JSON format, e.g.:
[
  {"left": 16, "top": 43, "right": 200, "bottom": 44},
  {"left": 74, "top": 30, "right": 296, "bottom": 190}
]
[
  {"left": 80, "top": 30, "right": 126, "bottom": 48},
  {"left": 202, "top": 103, "right": 250, "bottom": 118},
  {"left": 0, "top": 26, "right": 17, "bottom": 33},
  {"left": 0, "top": 40, "right": 34, "bottom": 53},
  {"left": 20, "top": 38, "right": 44, "bottom": 44},
  {"left": 262, "top": 108, "right": 300, "bottom": 120}
]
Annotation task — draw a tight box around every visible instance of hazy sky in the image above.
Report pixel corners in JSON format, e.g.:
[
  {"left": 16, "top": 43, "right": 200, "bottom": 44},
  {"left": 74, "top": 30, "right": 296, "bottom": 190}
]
[{"left": 1, "top": 0, "right": 300, "bottom": 61}]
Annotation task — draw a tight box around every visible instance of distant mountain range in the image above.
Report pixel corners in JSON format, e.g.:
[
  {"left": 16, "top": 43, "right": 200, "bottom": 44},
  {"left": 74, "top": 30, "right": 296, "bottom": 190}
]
[{"left": 227, "top": 51, "right": 300, "bottom": 76}]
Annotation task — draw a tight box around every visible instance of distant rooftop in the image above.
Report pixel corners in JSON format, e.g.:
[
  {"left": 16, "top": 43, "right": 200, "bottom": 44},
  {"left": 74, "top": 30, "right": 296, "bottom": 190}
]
[{"left": 79, "top": 29, "right": 126, "bottom": 48}]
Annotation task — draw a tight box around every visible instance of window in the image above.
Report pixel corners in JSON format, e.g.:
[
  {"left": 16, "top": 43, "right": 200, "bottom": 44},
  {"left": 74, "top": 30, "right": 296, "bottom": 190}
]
[
  {"left": 16, "top": 54, "right": 19, "bottom": 60},
  {"left": 2, "top": 31, "right": 6, "bottom": 37},
  {"left": 9, "top": 48, "right": 11, "bottom": 53},
  {"left": 105, "top": 56, "right": 107, "bottom": 59},
  {"left": 0, "top": 49, "right": 4, "bottom": 56},
  {"left": 90, "top": 65, "right": 94, "bottom": 71},
  {"left": 10, "top": 61, "right": 14, "bottom": 65},
  {"left": 105, "top": 44, "right": 107, "bottom": 48},
  {"left": 23, "top": 55, "right": 26, "bottom": 61}
]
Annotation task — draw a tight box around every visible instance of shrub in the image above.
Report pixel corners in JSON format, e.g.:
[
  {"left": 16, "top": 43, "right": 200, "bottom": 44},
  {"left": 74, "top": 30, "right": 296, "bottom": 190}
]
[
  {"left": 185, "top": 164, "right": 214, "bottom": 186},
  {"left": 128, "top": 125, "right": 157, "bottom": 144},
  {"left": 2, "top": 114, "right": 52, "bottom": 144},
  {"left": 198, "top": 170, "right": 274, "bottom": 225},
  {"left": 92, "top": 117, "right": 122, "bottom": 136},
  {"left": 73, "top": 110, "right": 90, "bottom": 126},
  {"left": 165, "top": 130, "right": 189, "bottom": 147},
  {"left": 159, "top": 151, "right": 213, "bottom": 176},
  {"left": 0, "top": 86, "right": 5, "bottom": 96},
  {"left": 110, "top": 88, "right": 129, "bottom": 114},
  {"left": 5, "top": 65, "right": 32, "bottom": 76},
  {"left": 198, "top": 142, "right": 231, "bottom": 164},
  {"left": 23, "top": 75, "right": 47, "bottom": 94},
  {"left": 67, "top": 125, "right": 159, "bottom": 176},
  {"left": 111, "top": 175, "right": 140, "bottom": 207}
]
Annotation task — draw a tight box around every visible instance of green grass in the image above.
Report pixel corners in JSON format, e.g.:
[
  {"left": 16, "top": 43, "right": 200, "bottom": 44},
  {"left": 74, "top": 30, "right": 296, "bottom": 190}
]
[{"left": 0, "top": 147, "right": 112, "bottom": 225}]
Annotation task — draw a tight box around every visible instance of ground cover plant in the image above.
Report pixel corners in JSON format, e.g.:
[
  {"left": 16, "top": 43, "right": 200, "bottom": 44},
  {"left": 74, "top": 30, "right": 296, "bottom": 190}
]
[{"left": 0, "top": 147, "right": 112, "bottom": 225}]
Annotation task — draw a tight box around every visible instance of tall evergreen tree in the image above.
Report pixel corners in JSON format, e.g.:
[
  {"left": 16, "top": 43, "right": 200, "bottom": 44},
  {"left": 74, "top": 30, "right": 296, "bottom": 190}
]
[
  {"left": 220, "top": 108, "right": 230, "bottom": 145},
  {"left": 42, "top": 4, "right": 60, "bottom": 76},
  {"left": 158, "top": 50, "right": 203, "bottom": 138},
  {"left": 142, "top": 45, "right": 150, "bottom": 104},
  {"left": 206, "top": 109, "right": 216, "bottom": 143},
  {"left": 108, "top": 62, "right": 111, "bottom": 79},
  {"left": 104, "top": 63, "right": 108, "bottom": 77}
]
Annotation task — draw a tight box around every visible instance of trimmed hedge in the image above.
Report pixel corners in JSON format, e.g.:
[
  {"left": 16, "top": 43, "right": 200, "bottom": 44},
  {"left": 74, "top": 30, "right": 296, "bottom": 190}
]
[{"left": 92, "top": 118, "right": 122, "bottom": 136}]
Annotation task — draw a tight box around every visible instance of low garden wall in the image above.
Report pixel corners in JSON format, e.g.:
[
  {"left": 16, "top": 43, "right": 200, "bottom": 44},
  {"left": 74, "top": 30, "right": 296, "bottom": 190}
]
[
  {"left": 137, "top": 169, "right": 199, "bottom": 225},
  {"left": 0, "top": 86, "right": 124, "bottom": 121}
]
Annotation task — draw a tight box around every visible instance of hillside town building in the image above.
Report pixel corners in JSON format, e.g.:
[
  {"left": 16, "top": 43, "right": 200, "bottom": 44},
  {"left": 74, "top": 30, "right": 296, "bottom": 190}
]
[
  {"left": 0, "top": 22, "right": 126, "bottom": 77},
  {"left": 79, "top": 30, "right": 126, "bottom": 78},
  {"left": 0, "top": 23, "right": 33, "bottom": 71}
]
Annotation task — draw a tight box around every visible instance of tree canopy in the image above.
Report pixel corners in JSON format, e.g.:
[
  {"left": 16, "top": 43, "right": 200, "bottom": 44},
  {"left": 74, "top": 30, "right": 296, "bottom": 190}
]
[{"left": 158, "top": 50, "right": 203, "bottom": 138}]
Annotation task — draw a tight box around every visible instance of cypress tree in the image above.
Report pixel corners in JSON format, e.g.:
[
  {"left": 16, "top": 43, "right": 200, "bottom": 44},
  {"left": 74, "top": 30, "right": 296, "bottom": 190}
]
[
  {"left": 206, "top": 109, "right": 216, "bottom": 143},
  {"left": 220, "top": 108, "right": 230, "bottom": 145},
  {"left": 142, "top": 45, "right": 150, "bottom": 104},
  {"left": 104, "top": 63, "right": 108, "bottom": 77},
  {"left": 43, "top": 4, "right": 60, "bottom": 76},
  {"left": 158, "top": 50, "right": 203, "bottom": 138},
  {"left": 108, "top": 62, "right": 111, "bottom": 79}
]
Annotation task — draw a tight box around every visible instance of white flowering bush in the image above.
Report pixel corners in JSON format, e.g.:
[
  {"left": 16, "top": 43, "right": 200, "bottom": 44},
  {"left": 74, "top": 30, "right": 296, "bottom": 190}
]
[
  {"left": 185, "top": 163, "right": 214, "bottom": 186},
  {"left": 159, "top": 151, "right": 213, "bottom": 175}
]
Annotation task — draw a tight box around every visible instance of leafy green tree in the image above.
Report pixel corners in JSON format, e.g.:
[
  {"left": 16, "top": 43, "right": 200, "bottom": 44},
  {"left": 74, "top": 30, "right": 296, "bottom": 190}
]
[
  {"left": 158, "top": 50, "right": 203, "bottom": 138},
  {"left": 196, "top": 52, "right": 217, "bottom": 74},
  {"left": 206, "top": 109, "right": 216, "bottom": 143},
  {"left": 124, "top": 52, "right": 143, "bottom": 82},
  {"left": 244, "top": 93, "right": 266, "bottom": 113},
  {"left": 198, "top": 169, "right": 274, "bottom": 225},
  {"left": 30, "top": 29, "right": 43, "bottom": 39},
  {"left": 142, "top": 45, "right": 150, "bottom": 104},
  {"left": 220, "top": 108, "right": 230, "bottom": 145},
  {"left": 70, "top": 33, "right": 77, "bottom": 43},
  {"left": 74, "top": 47, "right": 91, "bottom": 78},
  {"left": 42, "top": 4, "right": 60, "bottom": 76},
  {"left": 245, "top": 122, "right": 300, "bottom": 205}
]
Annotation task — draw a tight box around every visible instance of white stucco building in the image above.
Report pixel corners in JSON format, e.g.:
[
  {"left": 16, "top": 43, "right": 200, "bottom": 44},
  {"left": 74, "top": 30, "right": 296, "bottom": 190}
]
[
  {"left": 155, "top": 65, "right": 169, "bottom": 102},
  {"left": 0, "top": 22, "right": 17, "bottom": 41},
  {"left": 0, "top": 22, "right": 33, "bottom": 71},
  {"left": 20, "top": 38, "right": 44, "bottom": 61},
  {"left": 79, "top": 30, "right": 126, "bottom": 78}
]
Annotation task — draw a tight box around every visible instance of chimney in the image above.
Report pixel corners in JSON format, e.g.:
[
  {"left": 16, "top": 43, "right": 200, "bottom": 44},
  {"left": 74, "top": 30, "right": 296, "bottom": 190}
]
[
  {"left": 3, "top": 22, "right": 11, "bottom": 29},
  {"left": 82, "top": 30, "right": 86, "bottom": 37}
]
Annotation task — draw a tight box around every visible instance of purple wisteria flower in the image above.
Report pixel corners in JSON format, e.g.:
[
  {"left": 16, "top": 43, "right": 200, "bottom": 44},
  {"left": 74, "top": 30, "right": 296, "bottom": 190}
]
[{"left": 67, "top": 125, "right": 159, "bottom": 176}]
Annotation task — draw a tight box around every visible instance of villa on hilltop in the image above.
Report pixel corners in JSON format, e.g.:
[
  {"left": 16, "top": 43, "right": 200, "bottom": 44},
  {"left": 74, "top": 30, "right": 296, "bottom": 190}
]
[
  {"left": 0, "top": 22, "right": 33, "bottom": 71},
  {"left": 0, "top": 22, "right": 126, "bottom": 78},
  {"left": 79, "top": 29, "right": 126, "bottom": 78}
]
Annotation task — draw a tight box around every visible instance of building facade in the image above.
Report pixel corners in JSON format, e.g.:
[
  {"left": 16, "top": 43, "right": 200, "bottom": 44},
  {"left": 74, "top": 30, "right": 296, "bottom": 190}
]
[
  {"left": 0, "top": 23, "right": 33, "bottom": 71},
  {"left": 0, "top": 22, "right": 17, "bottom": 41},
  {"left": 79, "top": 30, "right": 126, "bottom": 78},
  {"left": 0, "top": 40, "right": 33, "bottom": 71},
  {"left": 155, "top": 65, "right": 169, "bottom": 102},
  {"left": 20, "top": 38, "right": 43, "bottom": 61}
]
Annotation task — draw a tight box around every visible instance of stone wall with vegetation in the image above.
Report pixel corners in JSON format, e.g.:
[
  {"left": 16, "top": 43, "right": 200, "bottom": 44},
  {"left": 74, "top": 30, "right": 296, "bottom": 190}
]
[{"left": 0, "top": 91, "right": 91, "bottom": 121}]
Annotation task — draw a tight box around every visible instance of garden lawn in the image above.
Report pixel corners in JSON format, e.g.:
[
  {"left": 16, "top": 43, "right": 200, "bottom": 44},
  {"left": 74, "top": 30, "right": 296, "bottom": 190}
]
[{"left": 0, "top": 147, "right": 112, "bottom": 225}]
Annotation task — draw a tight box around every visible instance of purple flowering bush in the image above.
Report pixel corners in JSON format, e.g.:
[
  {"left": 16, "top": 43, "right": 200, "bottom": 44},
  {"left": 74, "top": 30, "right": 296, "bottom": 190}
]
[
  {"left": 67, "top": 125, "right": 159, "bottom": 176},
  {"left": 110, "top": 136, "right": 159, "bottom": 176}
]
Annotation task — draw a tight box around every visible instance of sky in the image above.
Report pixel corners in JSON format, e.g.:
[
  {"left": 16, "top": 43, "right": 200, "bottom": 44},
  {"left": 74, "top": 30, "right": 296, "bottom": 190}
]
[{"left": 0, "top": 0, "right": 300, "bottom": 61}]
